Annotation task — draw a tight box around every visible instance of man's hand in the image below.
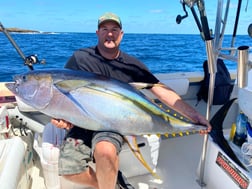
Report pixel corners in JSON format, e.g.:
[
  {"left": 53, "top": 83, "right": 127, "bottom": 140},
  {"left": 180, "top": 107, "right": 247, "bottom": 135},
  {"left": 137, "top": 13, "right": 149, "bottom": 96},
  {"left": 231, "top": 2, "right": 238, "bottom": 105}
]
[
  {"left": 193, "top": 114, "right": 212, "bottom": 135},
  {"left": 51, "top": 119, "right": 73, "bottom": 130}
]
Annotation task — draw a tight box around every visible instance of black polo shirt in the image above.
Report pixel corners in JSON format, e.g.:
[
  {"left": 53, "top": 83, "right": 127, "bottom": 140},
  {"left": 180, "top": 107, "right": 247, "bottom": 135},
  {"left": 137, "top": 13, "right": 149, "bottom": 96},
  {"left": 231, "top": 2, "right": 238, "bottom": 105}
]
[
  {"left": 65, "top": 46, "right": 159, "bottom": 84},
  {"left": 64, "top": 46, "right": 159, "bottom": 143}
]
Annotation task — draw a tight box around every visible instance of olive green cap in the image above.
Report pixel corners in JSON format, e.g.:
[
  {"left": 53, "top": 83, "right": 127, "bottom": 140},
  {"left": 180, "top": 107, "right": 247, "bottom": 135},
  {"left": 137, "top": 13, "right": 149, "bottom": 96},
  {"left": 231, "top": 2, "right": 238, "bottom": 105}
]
[{"left": 98, "top": 12, "right": 122, "bottom": 29}]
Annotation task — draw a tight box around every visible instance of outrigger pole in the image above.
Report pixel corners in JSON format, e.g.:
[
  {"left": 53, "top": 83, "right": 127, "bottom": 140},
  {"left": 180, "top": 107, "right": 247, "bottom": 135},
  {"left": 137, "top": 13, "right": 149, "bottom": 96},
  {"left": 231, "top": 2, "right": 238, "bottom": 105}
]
[
  {"left": 177, "top": 0, "right": 217, "bottom": 187},
  {"left": 194, "top": 0, "right": 217, "bottom": 187},
  {"left": 0, "top": 22, "right": 43, "bottom": 70}
]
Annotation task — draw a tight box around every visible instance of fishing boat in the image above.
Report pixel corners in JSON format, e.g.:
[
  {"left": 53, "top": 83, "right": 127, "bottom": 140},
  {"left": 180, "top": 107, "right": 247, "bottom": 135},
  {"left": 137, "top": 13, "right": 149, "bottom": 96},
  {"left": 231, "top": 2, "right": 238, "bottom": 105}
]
[{"left": 0, "top": 0, "right": 252, "bottom": 188}]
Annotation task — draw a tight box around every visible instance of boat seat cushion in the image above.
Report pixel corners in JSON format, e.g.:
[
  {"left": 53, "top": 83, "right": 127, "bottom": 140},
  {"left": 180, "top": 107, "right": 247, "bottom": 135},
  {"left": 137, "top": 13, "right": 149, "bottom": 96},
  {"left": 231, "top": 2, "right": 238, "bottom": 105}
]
[
  {"left": 0, "top": 137, "right": 26, "bottom": 189},
  {"left": 160, "top": 78, "right": 189, "bottom": 96}
]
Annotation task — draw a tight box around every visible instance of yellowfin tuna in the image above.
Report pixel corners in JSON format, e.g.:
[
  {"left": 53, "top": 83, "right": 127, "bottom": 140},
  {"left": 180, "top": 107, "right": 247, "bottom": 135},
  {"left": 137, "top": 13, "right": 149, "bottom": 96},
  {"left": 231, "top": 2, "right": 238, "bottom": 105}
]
[
  {"left": 6, "top": 69, "right": 207, "bottom": 177},
  {"left": 6, "top": 69, "right": 206, "bottom": 135}
]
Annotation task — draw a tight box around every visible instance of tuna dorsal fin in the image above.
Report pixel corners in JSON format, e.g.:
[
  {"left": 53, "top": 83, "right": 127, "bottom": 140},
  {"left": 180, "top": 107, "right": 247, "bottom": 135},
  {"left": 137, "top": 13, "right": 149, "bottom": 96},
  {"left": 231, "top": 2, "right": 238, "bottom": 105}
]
[{"left": 124, "top": 136, "right": 160, "bottom": 179}]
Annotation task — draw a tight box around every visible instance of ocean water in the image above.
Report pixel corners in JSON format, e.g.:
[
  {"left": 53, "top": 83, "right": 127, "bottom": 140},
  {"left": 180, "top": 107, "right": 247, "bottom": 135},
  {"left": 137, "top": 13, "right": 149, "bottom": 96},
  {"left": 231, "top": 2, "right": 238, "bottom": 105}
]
[{"left": 0, "top": 32, "right": 251, "bottom": 82}]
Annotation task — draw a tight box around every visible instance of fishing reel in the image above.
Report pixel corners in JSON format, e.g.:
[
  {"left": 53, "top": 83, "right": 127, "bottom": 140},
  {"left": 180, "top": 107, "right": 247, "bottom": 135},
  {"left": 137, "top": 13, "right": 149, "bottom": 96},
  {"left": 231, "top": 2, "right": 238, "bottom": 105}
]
[
  {"left": 176, "top": 1, "right": 188, "bottom": 24},
  {"left": 176, "top": 0, "right": 199, "bottom": 24},
  {"left": 181, "top": 0, "right": 197, "bottom": 8},
  {"left": 177, "top": 0, "right": 210, "bottom": 40},
  {"left": 24, "top": 54, "right": 46, "bottom": 67}
]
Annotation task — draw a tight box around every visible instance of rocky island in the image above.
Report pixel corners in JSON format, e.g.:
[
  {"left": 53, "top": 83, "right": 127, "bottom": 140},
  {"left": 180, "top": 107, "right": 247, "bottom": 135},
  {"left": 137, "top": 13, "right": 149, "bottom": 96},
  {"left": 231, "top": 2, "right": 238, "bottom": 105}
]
[{"left": 0, "top": 27, "right": 40, "bottom": 33}]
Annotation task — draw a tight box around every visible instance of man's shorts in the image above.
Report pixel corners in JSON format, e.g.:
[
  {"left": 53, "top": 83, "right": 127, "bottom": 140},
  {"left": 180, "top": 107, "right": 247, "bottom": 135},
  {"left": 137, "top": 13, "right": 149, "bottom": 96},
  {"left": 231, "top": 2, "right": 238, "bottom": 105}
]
[{"left": 58, "top": 131, "right": 124, "bottom": 175}]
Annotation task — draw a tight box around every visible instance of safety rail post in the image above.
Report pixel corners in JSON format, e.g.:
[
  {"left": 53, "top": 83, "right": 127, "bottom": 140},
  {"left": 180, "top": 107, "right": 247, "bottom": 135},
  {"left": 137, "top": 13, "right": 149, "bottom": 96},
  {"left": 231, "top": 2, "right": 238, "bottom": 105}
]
[{"left": 197, "top": 38, "right": 216, "bottom": 188}]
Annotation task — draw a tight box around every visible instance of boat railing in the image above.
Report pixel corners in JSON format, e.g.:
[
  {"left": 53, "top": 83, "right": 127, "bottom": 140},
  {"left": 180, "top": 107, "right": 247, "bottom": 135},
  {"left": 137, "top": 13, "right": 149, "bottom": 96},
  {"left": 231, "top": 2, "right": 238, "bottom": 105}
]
[
  {"left": 219, "top": 47, "right": 252, "bottom": 68},
  {"left": 176, "top": 0, "right": 251, "bottom": 187}
]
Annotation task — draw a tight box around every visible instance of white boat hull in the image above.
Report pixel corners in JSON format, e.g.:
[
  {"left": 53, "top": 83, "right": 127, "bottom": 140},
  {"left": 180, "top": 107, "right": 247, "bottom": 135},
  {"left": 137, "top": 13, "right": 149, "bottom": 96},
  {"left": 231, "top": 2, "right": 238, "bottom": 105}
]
[{"left": 1, "top": 71, "right": 249, "bottom": 189}]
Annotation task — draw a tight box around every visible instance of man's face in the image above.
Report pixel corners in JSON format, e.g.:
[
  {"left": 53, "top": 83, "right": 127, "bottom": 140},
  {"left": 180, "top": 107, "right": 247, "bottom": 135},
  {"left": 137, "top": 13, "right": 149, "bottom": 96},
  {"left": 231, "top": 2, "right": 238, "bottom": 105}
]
[{"left": 96, "top": 21, "right": 123, "bottom": 49}]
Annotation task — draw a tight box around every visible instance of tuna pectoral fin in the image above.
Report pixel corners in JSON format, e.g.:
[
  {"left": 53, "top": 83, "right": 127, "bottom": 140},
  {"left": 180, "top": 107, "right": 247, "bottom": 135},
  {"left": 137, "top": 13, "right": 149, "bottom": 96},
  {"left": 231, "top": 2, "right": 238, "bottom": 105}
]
[
  {"left": 129, "top": 82, "right": 165, "bottom": 90},
  {"left": 210, "top": 98, "right": 247, "bottom": 171},
  {"left": 124, "top": 136, "right": 160, "bottom": 179}
]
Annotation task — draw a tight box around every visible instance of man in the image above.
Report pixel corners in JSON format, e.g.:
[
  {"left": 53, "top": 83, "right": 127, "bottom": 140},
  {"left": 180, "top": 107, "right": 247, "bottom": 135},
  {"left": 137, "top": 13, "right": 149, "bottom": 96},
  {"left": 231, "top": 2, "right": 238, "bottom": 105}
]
[{"left": 52, "top": 12, "right": 211, "bottom": 189}]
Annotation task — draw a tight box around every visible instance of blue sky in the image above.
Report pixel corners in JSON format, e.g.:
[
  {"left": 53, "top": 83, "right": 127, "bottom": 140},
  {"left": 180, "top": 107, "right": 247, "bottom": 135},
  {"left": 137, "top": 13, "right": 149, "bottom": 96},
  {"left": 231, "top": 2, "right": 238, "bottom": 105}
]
[{"left": 0, "top": 0, "right": 251, "bottom": 34}]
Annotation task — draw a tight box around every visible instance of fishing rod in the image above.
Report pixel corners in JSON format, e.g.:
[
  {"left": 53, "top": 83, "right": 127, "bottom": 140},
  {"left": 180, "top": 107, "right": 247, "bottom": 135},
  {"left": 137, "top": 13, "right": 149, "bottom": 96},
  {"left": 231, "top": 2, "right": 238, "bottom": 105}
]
[
  {"left": 0, "top": 22, "right": 45, "bottom": 70},
  {"left": 190, "top": 6, "right": 204, "bottom": 39},
  {"left": 230, "top": 0, "right": 243, "bottom": 55},
  {"left": 196, "top": 0, "right": 211, "bottom": 40}
]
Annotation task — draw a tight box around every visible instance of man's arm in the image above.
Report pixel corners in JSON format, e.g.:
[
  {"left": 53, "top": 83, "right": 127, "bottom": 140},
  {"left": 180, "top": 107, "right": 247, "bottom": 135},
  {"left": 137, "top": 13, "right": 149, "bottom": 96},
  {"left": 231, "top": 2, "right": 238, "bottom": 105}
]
[{"left": 150, "top": 83, "right": 211, "bottom": 134}]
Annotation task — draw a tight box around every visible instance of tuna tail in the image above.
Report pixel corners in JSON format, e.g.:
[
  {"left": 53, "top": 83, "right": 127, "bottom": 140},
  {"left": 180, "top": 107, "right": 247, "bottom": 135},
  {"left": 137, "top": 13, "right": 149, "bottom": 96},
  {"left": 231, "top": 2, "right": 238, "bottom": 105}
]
[{"left": 210, "top": 98, "right": 248, "bottom": 171}]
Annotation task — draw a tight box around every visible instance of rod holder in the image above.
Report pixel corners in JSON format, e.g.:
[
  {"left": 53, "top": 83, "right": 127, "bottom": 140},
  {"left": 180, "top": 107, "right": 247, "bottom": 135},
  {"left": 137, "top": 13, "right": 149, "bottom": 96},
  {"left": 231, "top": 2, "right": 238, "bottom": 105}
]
[
  {"left": 205, "top": 39, "right": 216, "bottom": 119},
  {"left": 237, "top": 46, "right": 249, "bottom": 88}
]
